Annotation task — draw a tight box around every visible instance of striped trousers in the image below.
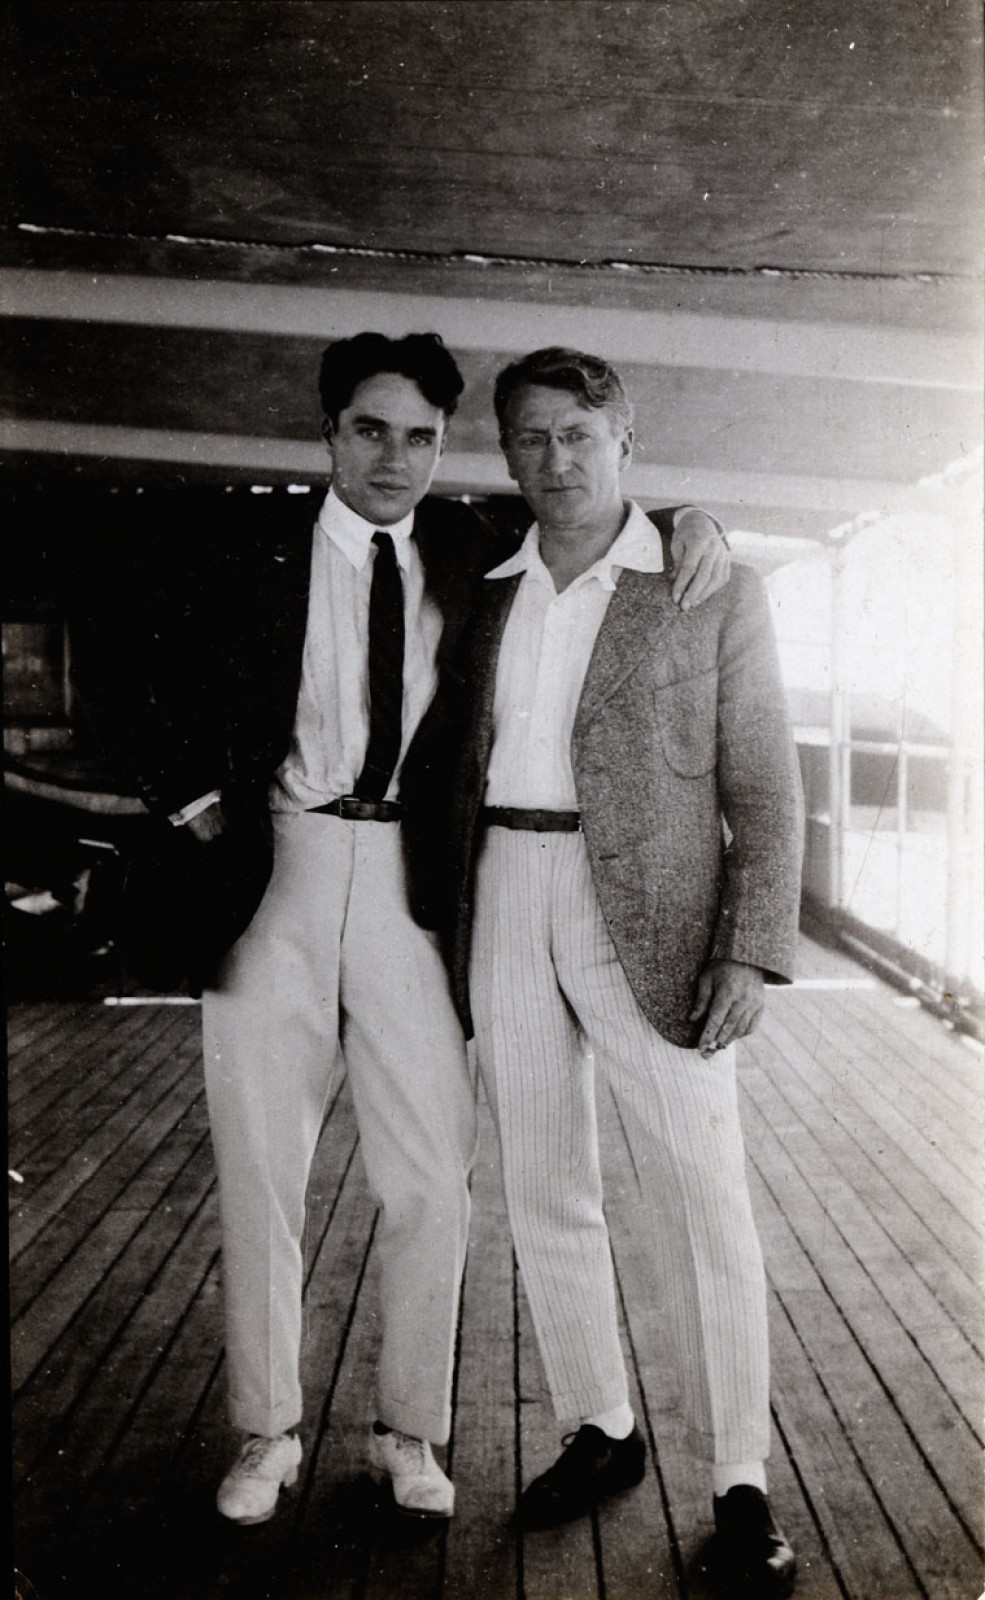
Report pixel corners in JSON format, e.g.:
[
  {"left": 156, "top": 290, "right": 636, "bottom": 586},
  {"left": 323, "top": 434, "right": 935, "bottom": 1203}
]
[{"left": 469, "top": 827, "right": 770, "bottom": 1463}]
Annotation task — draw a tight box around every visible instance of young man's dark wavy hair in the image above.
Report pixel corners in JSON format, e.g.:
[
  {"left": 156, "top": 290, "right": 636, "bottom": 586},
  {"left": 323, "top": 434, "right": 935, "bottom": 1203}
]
[{"left": 319, "top": 332, "right": 465, "bottom": 428}]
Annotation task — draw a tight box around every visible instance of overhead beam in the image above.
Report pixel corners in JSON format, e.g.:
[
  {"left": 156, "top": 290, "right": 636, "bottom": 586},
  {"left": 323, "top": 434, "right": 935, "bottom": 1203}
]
[
  {"left": 1, "top": 269, "right": 978, "bottom": 391},
  {"left": 0, "top": 418, "right": 917, "bottom": 518}
]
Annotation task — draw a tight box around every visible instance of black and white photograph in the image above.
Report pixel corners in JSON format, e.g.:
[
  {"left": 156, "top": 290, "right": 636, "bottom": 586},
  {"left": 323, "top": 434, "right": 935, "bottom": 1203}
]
[{"left": 4, "top": 4, "right": 983, "bottom": 1598}]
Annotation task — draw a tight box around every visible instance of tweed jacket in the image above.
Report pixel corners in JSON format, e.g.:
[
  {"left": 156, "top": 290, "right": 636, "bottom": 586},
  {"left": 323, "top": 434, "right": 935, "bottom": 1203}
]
[{"left": 449, "top": 560, "right": 805, "bottom": 1048}]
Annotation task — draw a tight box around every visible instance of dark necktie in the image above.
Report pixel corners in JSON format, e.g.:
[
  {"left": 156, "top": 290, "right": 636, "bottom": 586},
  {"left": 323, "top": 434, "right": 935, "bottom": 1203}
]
[{"left": 353, "top": 530, "right": 405, "bottom": 801}]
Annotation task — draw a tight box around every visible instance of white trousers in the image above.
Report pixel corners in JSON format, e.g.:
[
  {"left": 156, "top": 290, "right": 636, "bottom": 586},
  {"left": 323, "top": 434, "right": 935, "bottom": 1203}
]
[
  {"left": 202, "top": 812, "right": 476, "bottom": 1444},
  {"left": 470, "top": 828, "right": 770, "bottom": 1463}
]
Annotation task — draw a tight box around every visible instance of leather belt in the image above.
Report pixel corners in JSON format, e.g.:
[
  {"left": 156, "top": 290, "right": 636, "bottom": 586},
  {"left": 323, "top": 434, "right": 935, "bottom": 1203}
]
[
  {"left": 482, "top": 806, "right": 582, "bottom": 833},
  {"left": 308, "top": 796, "right": 403, "bottom": 822}
]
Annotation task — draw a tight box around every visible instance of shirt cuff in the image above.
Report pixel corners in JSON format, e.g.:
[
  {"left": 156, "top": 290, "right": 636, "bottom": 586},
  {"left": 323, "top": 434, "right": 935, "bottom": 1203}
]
[{"left": 169, "top": 790, "right": 222, "bottom": 827}]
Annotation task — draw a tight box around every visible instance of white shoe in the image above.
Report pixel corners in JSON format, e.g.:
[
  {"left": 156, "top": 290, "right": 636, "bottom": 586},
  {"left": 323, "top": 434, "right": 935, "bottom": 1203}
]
[
  {"left": 367, "top": 1426, "right": 455, "bottom": 1518},
  {"left": 216, "top": 1433, "right": 302, "bottom": 1524}
]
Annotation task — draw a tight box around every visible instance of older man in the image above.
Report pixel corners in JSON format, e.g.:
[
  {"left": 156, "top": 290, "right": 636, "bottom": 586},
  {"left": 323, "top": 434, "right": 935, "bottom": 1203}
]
[{"left": 449, "top": 347, "right": 803, "bottom": 1595}]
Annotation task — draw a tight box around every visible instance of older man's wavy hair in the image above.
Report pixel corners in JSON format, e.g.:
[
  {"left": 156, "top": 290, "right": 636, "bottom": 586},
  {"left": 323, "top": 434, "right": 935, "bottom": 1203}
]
[{"left": 493, "top": 346, "right": 634, "bottom": 441}]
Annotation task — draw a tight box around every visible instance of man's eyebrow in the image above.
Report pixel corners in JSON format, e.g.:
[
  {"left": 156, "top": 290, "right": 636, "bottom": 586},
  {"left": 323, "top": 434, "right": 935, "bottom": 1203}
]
[
  {"left": 512, "top": 424, "right": 584, "bottom": 436},
  {"left": 352, "top": 413, "right": 437, "bottom": 436}
]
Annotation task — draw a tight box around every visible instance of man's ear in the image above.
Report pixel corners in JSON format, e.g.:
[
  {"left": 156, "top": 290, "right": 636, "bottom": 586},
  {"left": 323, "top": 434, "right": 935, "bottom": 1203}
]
[
  {"left": 500, "top": 433, "right": 520, "bottom": 485},
  {"left": 321, "top": 416, "right": 334, "bottom": 447},
  {"left": 618, "top": 426, "right": 634, "bottom": 472}
]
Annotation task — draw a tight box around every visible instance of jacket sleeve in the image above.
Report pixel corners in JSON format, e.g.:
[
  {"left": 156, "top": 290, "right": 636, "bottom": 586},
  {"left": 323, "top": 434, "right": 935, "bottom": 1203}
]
[
  {"left": 710, "top": 567, "right": 804, "bottom": 982},
  {"left": 60, "top": 513, "right": 233, "bottom": 819},
  {"left": 399, "top": 500, "right": 493, "bottom": 939}
]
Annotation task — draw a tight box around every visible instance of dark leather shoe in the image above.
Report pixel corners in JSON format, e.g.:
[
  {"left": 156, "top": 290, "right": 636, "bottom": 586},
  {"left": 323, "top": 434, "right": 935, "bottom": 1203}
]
[
  {"left": 713, "top": 1485, "right": 797, "bottom": 1597},
  {"left": 518, "top": 1424, "right": 646, "bottom": 1529}
]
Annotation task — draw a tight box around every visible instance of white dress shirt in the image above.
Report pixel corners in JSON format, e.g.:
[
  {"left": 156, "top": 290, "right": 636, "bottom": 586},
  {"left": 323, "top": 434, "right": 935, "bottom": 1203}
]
[
  {"left": 483, "top": 501, "right": 665, "bottom": 810},
  {"left": 270, "top": 487, "right": 443, "bottom": 811}
]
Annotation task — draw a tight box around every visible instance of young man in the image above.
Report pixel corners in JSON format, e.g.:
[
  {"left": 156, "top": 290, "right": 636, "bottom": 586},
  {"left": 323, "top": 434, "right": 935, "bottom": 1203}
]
[
  {"left": 449, "top": 347, "right": 803, "bottom": 1594},
  {"left": 68, "top": 332, "right": 729, "bottom": 1527}
]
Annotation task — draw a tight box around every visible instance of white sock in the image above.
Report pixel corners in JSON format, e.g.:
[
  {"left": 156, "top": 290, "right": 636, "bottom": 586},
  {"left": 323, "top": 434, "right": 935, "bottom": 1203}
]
[
  {"left": 583, "top": 1402, "right": 635, "bottom": 1440},
  {"left": 713, "top": 1460, "right": 768, "bottom": 1496}
]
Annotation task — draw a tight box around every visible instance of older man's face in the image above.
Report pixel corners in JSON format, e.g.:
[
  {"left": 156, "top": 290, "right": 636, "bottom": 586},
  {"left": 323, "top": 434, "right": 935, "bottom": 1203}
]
[{"left": 501, "top": 384, "right": 632, "bottom": 533}]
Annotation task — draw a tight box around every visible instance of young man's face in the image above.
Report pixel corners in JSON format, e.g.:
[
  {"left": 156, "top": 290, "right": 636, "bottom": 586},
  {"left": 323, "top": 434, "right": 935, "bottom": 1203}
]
[
  {"left": 325, "top": 372, "right": 447, "bottom": 526},
  {"left": 501, "top": 384, "right": 632, "bottom": 534}
]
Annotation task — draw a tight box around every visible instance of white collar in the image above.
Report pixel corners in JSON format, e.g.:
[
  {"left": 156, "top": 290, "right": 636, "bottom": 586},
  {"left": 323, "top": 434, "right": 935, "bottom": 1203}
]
[
  {"left": 485, "top": 500, "right": 664, "bottom": 593},
  {"left": 316, "top": 486, "right": 416, "bottom": 571}
]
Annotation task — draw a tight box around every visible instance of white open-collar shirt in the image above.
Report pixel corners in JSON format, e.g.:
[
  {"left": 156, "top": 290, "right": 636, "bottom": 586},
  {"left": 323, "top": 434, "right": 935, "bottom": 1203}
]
[
  {"left": 483, "top": 500, "right": 665, "bottom": 811},
  {"left": 270, "top": 487, "right": 443, "bottom": 811}
]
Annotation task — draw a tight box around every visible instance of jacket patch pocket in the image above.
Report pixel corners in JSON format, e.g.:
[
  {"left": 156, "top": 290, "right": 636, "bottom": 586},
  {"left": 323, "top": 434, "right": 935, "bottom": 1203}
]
[{"left": 652, "top": 668, "right": 718, "bottom": 776}]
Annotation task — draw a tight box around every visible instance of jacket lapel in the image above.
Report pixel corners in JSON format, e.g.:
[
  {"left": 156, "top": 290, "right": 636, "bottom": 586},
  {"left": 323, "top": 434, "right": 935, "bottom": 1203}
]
[
  {"left": 575, "top": 569, "right": 678, "bottom": 733},
  {"left": 414, "top": 508, "right": 450, "bottom": 608},
  {"left": 469, "top": 573, "right": 523, "bottom": 771}
]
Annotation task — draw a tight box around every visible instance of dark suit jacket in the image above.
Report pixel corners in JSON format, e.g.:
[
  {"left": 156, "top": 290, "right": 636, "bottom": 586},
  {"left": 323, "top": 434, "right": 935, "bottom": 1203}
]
[
  {"left": 66, "top": 487, "right": 509, "bottom": 990},
  {"left": 448, "top": 560, "right": 805, "bottom": 1047}
]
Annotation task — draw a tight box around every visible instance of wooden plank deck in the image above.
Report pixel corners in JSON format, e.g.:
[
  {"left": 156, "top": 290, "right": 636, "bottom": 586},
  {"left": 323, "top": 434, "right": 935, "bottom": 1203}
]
[{"left": 9, "top": 935, "right": 984, "bottom": 1600}]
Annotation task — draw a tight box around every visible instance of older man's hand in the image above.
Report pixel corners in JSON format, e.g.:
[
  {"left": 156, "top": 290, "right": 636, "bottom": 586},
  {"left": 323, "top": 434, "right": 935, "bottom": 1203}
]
[
  {"left": 670, "top": 509, "right": 731, "bottom": 609},
  {"left": 689, "top": 958, "right": 764, "bottom": 1057}
]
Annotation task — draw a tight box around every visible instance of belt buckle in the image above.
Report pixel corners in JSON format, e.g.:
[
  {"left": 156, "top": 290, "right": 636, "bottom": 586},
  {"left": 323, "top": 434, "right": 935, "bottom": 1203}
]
[{"left": 340, "top": 795, "right": 374, "bottom": 821}]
